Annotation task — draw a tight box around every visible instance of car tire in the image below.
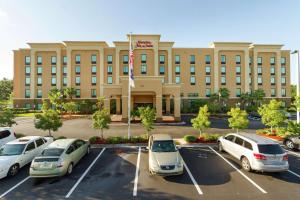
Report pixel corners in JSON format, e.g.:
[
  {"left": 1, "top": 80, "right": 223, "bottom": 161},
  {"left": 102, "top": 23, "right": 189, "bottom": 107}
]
[
  {"left": 241, "top": 157, "right": 251, "bottom": 172},
  {"left": 285, "top": 139, "right": 295, "bottom": 150},
  {"left": 7, "top": 164, "right": 19, "bottom": 177},
  {"left": 218, "top": 142, "right": 224, "bottom": 152},
  {"left": 67, "top": 163, "right": 73, "bottom": 175}
]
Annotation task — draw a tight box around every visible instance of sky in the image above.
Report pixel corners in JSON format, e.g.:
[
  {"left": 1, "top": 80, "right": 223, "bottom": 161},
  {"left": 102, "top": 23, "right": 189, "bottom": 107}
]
[{"left": 0, "top": 0, "right": 299, "bottom": 84}]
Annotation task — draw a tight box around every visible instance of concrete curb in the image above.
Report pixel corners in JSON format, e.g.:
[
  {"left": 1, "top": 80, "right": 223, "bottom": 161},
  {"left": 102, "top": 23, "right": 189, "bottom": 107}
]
[{"left": 90, "top": 142, "right": 217, "bottom": 148}]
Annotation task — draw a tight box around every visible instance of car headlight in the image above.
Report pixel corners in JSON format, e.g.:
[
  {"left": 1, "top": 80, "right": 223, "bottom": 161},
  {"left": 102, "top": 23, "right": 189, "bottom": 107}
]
[
  {"left": 151, "top": 159, "right": 160, "bottom": 169},
  {"left": 177, "top": 160, "right": 183, "bottom": 168}
]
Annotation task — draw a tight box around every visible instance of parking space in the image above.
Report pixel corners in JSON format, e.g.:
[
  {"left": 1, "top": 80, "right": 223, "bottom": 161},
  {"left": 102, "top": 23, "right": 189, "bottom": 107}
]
[{"left": 0, "top": 146, "right": 299, "bottom": 200}]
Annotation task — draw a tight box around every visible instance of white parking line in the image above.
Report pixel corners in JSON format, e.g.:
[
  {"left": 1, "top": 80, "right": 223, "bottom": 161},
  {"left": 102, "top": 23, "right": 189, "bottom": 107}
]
[
  {"left": 65, "top": 148, "right": 106, "bottom": 198},
  {"left": 0, "top": 176, "right": 30, "bottom": 198},
  {"left": 208, "top": 146, "right": 267, "bottom": 194},
  {"left": 133, "top": 147, "right": 141, "bottom": 197},
  {"left": 288, "top": 170, "right": 300, "bottom": 178},
  {"left": 182, "top": 158, "right": 203, "bottom": 195}
]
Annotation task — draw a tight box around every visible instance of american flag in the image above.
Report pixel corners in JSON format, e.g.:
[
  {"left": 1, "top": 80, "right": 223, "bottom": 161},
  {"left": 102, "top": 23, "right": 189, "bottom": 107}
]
[{"left": 129, "top": 37, "right": 135, "bottom": 88}]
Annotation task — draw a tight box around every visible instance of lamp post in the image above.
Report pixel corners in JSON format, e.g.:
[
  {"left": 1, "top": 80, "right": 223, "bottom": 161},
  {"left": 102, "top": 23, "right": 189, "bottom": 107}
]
[{"left": 291, "top": 50, "right": 300, "bottom": 123}]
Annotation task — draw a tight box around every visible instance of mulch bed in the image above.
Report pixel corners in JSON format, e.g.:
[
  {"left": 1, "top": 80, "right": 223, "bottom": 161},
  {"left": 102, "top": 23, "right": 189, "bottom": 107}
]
[{"left": 258, "top": 134, "right": 284, "bottom": 141}]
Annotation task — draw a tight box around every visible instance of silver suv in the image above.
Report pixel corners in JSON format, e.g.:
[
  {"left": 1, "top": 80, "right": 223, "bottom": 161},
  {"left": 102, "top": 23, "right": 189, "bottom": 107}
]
[{"left": 284, "top": 136, "right": 300, "bottom": 150}]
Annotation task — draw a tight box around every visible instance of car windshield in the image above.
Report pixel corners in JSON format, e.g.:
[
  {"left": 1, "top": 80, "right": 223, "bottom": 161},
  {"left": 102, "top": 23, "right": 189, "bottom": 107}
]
[
  {"left": 258, "top": 144, "right": 284, "bottom": 154},
  {"left": 0, "top": 144, "right": 26, "bottom": 156},
  {"left": 41, "top": 148, "right": 65, "bottom": 157},
  {"left": 152, "top": 140, "right": 176, "bottom": 152}
]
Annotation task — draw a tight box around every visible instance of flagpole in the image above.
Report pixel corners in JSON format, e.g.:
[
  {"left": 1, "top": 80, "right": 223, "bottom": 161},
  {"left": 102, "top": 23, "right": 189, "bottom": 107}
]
[{"left": 128, "top": 32, "right": 132, "bottom": 139}]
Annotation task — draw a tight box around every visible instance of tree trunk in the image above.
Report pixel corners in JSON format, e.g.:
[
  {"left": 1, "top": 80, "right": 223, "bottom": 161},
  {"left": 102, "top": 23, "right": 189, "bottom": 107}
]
[
  {"left": 270, "top": 126, "right": 273, "bottom": 133},
  {"left": 101, "top": 129, "right": 104, "bottom": 139},
  {"left": 236, "top": 128, "right": 239, "bottom": 134},
  {"left": 199, "top": 130, "right": 202, "bottom": 137},
  {"left": 48, "top": 129, "right": 52, "bottom": 137}
]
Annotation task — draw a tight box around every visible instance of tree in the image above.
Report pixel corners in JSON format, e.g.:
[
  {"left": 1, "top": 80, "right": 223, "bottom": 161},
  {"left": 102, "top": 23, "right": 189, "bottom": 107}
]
[
  {"left": 240, "top": 92, "right": 252, "bottom": 109},
  {"left": 218, "top": 88, "right": 230, "bottom": 105},
  {"left": 63, "top": 102, "right": 77, "bottom": 118},
  {"left": 92, "top": 109, "right": 111, "bottom": 139},
  {"left": 258, "top": 99, "right": 286, "bottom": 132},
  {"left": 191, "top": 105, "right": 211, "bottom": 137},
  {"left": 0, "top": 109, "right": 16, "bottom": 127},
  {"left": 291, "top": 84, "right": 296, "bottom": 101},
  {"left": 34, "top": 109, "right": 63, "bottom": 136},
  {"left": 96, "top": 97, "right": 105, "bottom": 110},
  {"left": 227, "top": 108, "right": 249, "bottom": 133},
  {"left": 252, "top": 89, "right": 265, "bottom": 107},
  {"left": 0, "top": 78, "right": 13, "bottom": 101},
  {"left": 138, "top": 106, "right": 156, "bottom": 138},
  {"left": 48, "top": 88, "right": 63, "bottom": 111},
  {"left": 63, "top": 87, "right": 76, "bottom": 100}
]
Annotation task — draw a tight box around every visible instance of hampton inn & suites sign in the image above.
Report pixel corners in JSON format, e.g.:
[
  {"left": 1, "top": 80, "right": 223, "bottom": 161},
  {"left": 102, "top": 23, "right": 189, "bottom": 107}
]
[{"left": 135, "top": 41, "right": 153, "bottom": 48}]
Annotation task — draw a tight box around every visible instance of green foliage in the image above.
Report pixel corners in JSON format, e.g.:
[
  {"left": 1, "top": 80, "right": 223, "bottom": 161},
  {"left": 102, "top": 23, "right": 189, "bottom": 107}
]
[
  {"left": 183, "top": 135, "right": 198, "bottom": 143},
  {"left": 89, "top": 136, "right": 102, "bottom": 144},
  {"left": 89, "top": 135, "right": 148, "bottom": 144},
  {"left": 138, "top": 107, "right": 156, "bottom": 138},
  {"left": 55, "top": 136, "right": 67, "bottom": 140},
  {"left": 191, "top": 105, "right": 211, "bottom": 136},
  {"left": 48, "top": 88, "right": 63, "bottom": 111},
  {"left": 227, "top": 108, "right": 249, "bottom": 133},
  {"left": 291, "top": 85, "right": 296, "bottom": 100},
  {"left": 92, "top": 109, "right": 111, "bottom": 139},
  {"left": 219, "top": 88, "right": 230, "bottom": 105},
  {"left": 63, "top": 102, "right": 77, "bottom": 117},
  {"left": 96, "top": 97, "right": 105, "bottom": 110},
  {"left": 63, "top": 87, "right": 76, "bottom": 100},
  {"left": 34, "top": 109, "right": 62, "bottom": 136},
  {"left": 0, "top": 109, "right": 16, "bottom": 127},
  {"left": 78, "top": 100, "right": 95, "bottom": 114},
  {"left": 252, "top": 89, "right": 265, "bottom": 106},
  {"left": 130, "top": 109, "right": 140, "bottom": 120},
  {"left": 15, "top": 133, "right": 25, "bottom": 139},
  {"left": 0, "top": 78, "right": 13, "bottom": 101},
  {"left": 202, "top": 133, "right": 221, "bottom": 142},
  {"left": 286, "top": 120, "right": 300, "bottom": 137},
  {"left": 258, "top": 99, "right": 286, "bottom": 131},
  {"left": 207, "top": 103, "right": 222, "bottom": 114}
]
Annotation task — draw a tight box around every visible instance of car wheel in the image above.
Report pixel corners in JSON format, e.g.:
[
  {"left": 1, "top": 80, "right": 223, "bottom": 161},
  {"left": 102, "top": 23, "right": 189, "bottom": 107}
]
[
  {"left": 218, "top": 142, "right": 224, "bottom": 152},
  {"left": 285, "top": 139, "right": 295, "bottom": 150},
  {"left": 8, "top": 164, "right": 19, "bottom": 177},
  {"left": 67, "top": 163, "right": 73, "bottom": 175},
  {"left": 241, "top": 157, "right": 251, "bottom": 172}
]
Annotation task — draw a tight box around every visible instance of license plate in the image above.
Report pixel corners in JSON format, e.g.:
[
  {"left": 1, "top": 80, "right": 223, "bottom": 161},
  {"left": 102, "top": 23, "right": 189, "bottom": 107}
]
[{"left": 40, "top": 162, "right": 51, "bottom": 168}]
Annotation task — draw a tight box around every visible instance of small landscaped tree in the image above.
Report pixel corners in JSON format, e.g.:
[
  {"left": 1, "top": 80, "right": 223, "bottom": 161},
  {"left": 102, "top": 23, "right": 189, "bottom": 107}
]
[
  {"left": 138, "top": 106, "right": 156, "bottom": 139},
  {"left": 218, "top": 88, "right": 230, "bottom": 105},
  {"left": 34, "top": 109, "right": 63, "bottom": 137},
  {"left": 252, "top": 89, "right": 265, "bottom": 107},
  {"left": 63, "top": 87, "right": 76, "bottom": 100},
  {"left": 227, "top": 107, "right": 249, "bottom": 133},
  {"left": 48, "top": 88, "right": 63, "bottom": 111},
  {"left": 92, "top": 109, "right": 111, "bottom": 139},
  {"left": 258, "top": 99, "right": 286, "bottom": 132},
  {"left": 0, "top": 109, "right": 16, "bottom": 127},
  {"left": 191, "top": 105, "right": 211, "bottom": 137},
  {"left": 63, "top": 102, "right": 77, "bottom": 118}
]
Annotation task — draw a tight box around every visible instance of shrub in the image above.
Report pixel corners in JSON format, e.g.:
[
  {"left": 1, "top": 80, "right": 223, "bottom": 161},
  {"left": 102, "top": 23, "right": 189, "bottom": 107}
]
[
  {"left": 202, "top": 133, "right": 221, "bottom": 142},
  {"left": 183, "top": 135, "right": 198, "bottom": 143},
  {"left": 15, "top": 133, "right": 25, "bottom": 138},
  {"left": 55, "top": 136, "right": 67, "bottom": 140},
  {"left": 106, "top": 136, "right": 123, "bottom": 144},
  {"left": 89, "top": 136, "right": 102, "bottom": 144}
]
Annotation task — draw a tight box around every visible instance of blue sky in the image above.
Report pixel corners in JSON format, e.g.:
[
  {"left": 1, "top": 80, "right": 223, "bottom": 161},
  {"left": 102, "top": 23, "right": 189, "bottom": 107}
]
[{"left": 0, "top": 0, "right": 299, "bottom": 83}]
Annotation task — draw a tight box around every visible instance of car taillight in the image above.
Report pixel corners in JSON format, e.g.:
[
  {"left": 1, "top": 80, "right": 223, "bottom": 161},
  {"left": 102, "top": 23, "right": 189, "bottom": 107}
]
[
  {"left": 283, "top": 154, "right": 288, "bottom": 161},
  {"left": 253, "top": 153, "right": 267, "bottom": 160},
  {"left": 14, "top": 132, "right": 16, "bottom": 138}
]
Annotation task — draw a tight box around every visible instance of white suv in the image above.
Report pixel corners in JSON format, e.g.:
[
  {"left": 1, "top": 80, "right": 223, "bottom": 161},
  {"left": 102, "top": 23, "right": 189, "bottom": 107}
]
[
  {"left": 0, "top": 127, "right": 16, "bottom": 147},
  {"left": 218, "top": 133, "right": 289, "bottom": 172}
]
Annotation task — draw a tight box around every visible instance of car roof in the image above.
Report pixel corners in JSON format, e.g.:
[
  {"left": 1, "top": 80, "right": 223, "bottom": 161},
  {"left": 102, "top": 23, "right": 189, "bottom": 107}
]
[
  {"left": 47, "top": 138, "right": 77, "bottom": 149},
  {"left": 8, "top": 136, "right": 42, "bottom": 144},
  {"left": 228, "top": 132, "right": 277, "bottom": 145},
  {"left": 152, "top": 134, "right": 172, "bottom": 141},
  {"left": 0, "top": 127, "right": 12, "bottom": 131}
]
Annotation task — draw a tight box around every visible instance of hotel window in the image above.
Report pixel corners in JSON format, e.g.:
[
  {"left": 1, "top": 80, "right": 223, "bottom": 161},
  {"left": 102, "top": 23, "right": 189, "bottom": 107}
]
[
  {"left": 236, "top": 66, "right": 241, "bottom": 75},
  {"left": 205, "top": 55, "right": 211, "bottom": 64},
  {"left": 175, "top": 65, "right": 180, "bottom": 74},
  {"left": 281, "top": 88, "right": 286, "bottom": 97},
  {"left": 221, "top": 66, "right": 226, "bottom": 74},
  {"left": 281, "top": 57, "right": 286, "bottom": 65},
  {"left": 236, "top": 88, "right": 241, "bottom": 97},
  {"left": 123, "top": 55, "right": 129, "bottom": 64},
  {"left": 141, "top": 54, "right": 147, "bottom": 63},
  {"left": 51, "top": 56, "right": 57, "bottom": 65},
  {"left": 281, "top": 77, "right": 286, "bottom": 85},
  {"left": 281, "top": 66, "right": 286, "bottom": 75},
  {"left": 75, "top": 55, "right": 81, "bottom": 64},
  {"left": 123, "top": 66, "right": 128, "bottom": 75},
  {"left": 249, "top": 78, "right": 252, "bottom": 85},
  {"left": 107, "top": 65, "right": 113, "bottom": 74},
  {"left": 221, "top": 55, "right": 226, "bottom": 64},
  {"left": 236, "top": 55, "right": 241, "bottom": 64},
  {"left": 63, "top": 56, "right": 67, "bottom": 65},
  {"left": 190, "top": 55, "right": 195, "bottom": 64},
  {"left": 249, "top": 57, "right": 252, "bottom": 65},
  {"left": 205, "top": 76, "right": 211, "bottom": 85},
  {"left": 190, "top": 65, "right": 195, "bottom": 75},
  {"left": 91, "top": 76, "right": 97, "bottom": 85},
  {"left": 37, "top": 90, "right": 42, "bottom": 98},
  {"left": 91, "top": 89, "right": 97, "bottom": 98},
  {"left": 25, "top": 103, "right": 31, "bottom": 109},
  {"left": 75, "top": 77, "right": 81, "bottom": 86},
  {"left": 37, "top": 56, "right": 42, "bottom": 65},
  {"left": 270, "top": 57, "right": 275, "bottom": 65},
  {"left": 51, "top": 66, "right": 56, "bottom": 75},
  {"left": 205, "top": 66, "right": 211, "bottom": 75},
  {"left": 205, "top": 88, "right": 211, "bottom": 97},
  {"left": 249, "top": 66, "right": 251, "bottom": 75},
  {"left": 25, "top": 66, "right": 31, "bottom": 75},
  {"left": 25, "top": 89, "right": 30, "bottom": 98},
  {"left": 236, "top": 76, "right": 241, "bottom": 85},
  {"left": 271, "top": 88, "right": 276, "bottom": 97},
  {"left": 37, "top": 77, "right": 42, "bottom": 86},
  {"left": 270, "top": 76, "right": 275, "bottom": 85},
  {"left": 51, "top": 77, "right": 57, "bottom": 86},
  {"left": 190, "top": 76, "right": 196, "bottom": 85},
  {"left": 175, "top": 76, "right": 181, "bottom": 84},
  {"left": 257, "top": 57, "right": 262, "bottom": 65},
  {"left": 160, "top": 66, "right": 165, "bottom": 75},
  {"left": 141, "top": 64, "right": 147, "bottom": 74},
  {"left": 91, "top": 65, "right": 97, "bottom": 74},
  {"left": 175, "top": 55, "right": 180, "bottom": 64},
  {"left": 159, "top": 55, "right": 165, "bottom": 64},
  {"left": 107, "top": 76, "right": 113, "bottom": 84},
  {"left": 25, "top": 77, "right": 30, "bottom": 86},
  {"left": 63, "top": 77, "right": 67, "bottom": 86},
  {"left": 270, "top": 66, "right": 275, "bottom": 75},
  {"left": 257, "top": 66, "right": 262, "bottom": 75},
  {"left": 258, "top": 76, "right": 262, "bottom": 85},
  {"left": 37, "top": 104, "right": 42, "bottom": 110},
  {"left": 91, "top": 55, "right": 97, "bottom": 64},
  {"left": 221, "top": 76, "right": 226, "bottom": 85},
  {"left": 107, "top": 55, "right": 113, "bottom": 64},
  {"left": 75, "top": 89, "right": 80, "bottom": 98},
  {"left": 75, "top": 66, "right": 81, "bottom": 75},
  {"left": 25, "top": 56, "right": 31, "bottom": 65},
  {"left": 63, "top": 66, "right": 67, "bottom": 75}
]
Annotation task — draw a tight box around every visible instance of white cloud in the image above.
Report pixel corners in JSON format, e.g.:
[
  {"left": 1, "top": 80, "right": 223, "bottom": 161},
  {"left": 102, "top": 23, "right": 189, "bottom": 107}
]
[{"left": 0, "top": 8, "right": 8, "bottom": 17}]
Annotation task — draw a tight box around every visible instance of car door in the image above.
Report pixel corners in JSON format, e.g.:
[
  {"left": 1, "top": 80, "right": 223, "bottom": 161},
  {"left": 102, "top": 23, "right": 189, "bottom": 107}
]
[
  {"left": 222, "top": 135, "right": 236, "bottom": 154},
  {"left": 65, "top": 144, "right": 77, "bottom": 164},
  {"left": 22, "top": 142, "right": 37, "bottom": 166},
  {"left": 231, "top": 136, "right": 245, "bottom": 159},
  {"left": 34, "top": 138, "right": 46, "bottom": 155},
  {"left": 74, "top": 140, "right": 86, "bottom": 161}
]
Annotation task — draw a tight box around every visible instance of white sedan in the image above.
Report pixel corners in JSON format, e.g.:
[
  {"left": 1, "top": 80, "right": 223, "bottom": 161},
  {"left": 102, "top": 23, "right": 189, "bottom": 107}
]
[{"left": 0, "top": 136, "right": 53, "bottom": 179}]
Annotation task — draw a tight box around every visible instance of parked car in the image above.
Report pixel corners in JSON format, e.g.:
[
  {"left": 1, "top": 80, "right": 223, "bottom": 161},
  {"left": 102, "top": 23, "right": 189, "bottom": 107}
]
[
  {"left": 217, "top": 133, "right": 289, "bottom": 172},
  {"left": 284, "top": 136, "right": 300, "bottom": 150},
  {"left": 0, "top": 136, "right": 53, "bottom": 179},
  {"left": 30, "top": 139, "right": 90, "bottom": 178},
  {"left": 148, "top": 134, "right": 183, "bottom": 176},
  {"left": 0, "top": 127, "right": 16, "bottom": 148}
]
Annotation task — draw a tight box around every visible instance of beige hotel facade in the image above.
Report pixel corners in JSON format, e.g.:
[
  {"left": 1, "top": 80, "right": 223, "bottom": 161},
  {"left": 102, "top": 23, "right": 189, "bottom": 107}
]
[{"left": 13, "top": 34, "right": 291, "bottom": 121}]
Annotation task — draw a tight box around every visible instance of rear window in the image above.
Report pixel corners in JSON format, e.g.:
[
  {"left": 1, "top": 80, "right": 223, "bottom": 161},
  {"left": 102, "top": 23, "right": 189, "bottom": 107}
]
[
  {"left": 0, "top": 130, "right": 11, "bottom": 139},
  {"left": 258, "top": 144, "right": 284, "bottom": 154},
  {"left": 41, "top": 148, "right": 64, "bottom": 156}
]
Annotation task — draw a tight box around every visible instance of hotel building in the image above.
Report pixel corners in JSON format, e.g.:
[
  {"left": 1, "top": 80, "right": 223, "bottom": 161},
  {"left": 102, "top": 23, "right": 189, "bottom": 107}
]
[{"left": 13, "top": 34, "right": 291, "bottom": 121}]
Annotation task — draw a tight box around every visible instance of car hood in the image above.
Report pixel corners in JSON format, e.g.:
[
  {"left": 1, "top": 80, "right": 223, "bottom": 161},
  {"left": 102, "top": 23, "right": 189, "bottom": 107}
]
[
  {"left": 0, "top": 155, "right": 18, "bottom": 167},
  {"left": 151, "top": 151, "right": 181, "bottom": 166}
]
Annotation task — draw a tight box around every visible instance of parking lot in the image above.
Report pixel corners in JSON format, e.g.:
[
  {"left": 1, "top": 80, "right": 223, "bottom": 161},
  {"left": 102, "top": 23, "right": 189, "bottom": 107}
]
[{"left": 0, "top": 145, "right": 299, "bottom": 200}]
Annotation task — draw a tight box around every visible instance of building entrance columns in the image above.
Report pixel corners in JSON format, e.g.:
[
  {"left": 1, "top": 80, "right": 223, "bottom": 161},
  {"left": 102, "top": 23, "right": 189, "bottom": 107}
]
[
  {"left": 166, "top": 95, "right": 171, "bottom": 114},
  {"left": 155, "top": 95, "right": 163, "bottom": 122}
]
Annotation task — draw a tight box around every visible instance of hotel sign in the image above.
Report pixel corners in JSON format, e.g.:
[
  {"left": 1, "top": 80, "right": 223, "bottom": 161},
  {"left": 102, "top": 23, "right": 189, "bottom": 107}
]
[{"left": 135, "top": 41, "right": 153, "bottom": 48}]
